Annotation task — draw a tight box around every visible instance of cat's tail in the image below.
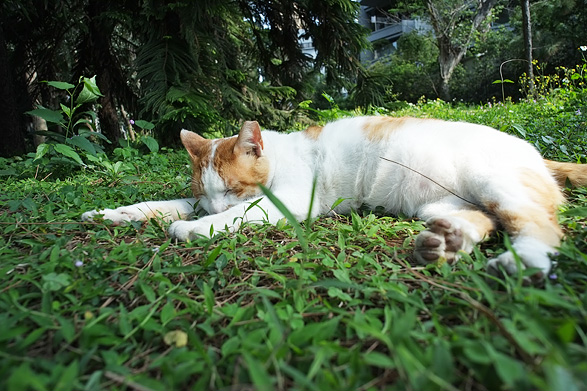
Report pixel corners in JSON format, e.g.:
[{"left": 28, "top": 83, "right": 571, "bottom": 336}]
[{"left": 545, "top": 159, "right": 587, "bottom": 187}]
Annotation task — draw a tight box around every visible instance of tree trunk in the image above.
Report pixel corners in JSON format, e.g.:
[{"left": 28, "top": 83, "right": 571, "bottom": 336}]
[
  {"left": 96, "top": 68, "right": 121, "bottom": 145},
  {"left": 0, "top": 25, "right": 26, "bottom": 157},
  {"left": 86, "top": 0, "right": 121, "bottom": 145},
  {"left": 520, "top": 0, "right": 535, "bottom": 97},
  {"left": 427, "top": 0, "right": 499, "bottom": 101},
  {"left": 437, "top": 37, "right": 465, "bottom": 101}
]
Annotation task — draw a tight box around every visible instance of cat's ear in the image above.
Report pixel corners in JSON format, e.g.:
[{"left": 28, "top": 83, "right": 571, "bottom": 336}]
[
  {"left": 180, "top": 129, "right": 208, "bottom": 160},
  {"left": 235, "top": 121, "right": 264, "bottom": 158}
]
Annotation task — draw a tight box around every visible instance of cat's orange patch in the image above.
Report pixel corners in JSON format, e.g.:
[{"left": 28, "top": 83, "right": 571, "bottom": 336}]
[
  {"left": 180, "top": 130, "right": 213, "bottom": 198},
  {"left": 485, "top": 169, "right": 564, "bottom": 247},
  {"left": 213, "top": 137, "right": 270, "bottom": 198},
  {"left": 453, "top": 209, "right": 496, "bottom": 239},
  {"left": 303, "top": 125, "right": 324, "bottom": 140},
  {"left": 362, "top": 117, "right": 409, "bottom": 141}
]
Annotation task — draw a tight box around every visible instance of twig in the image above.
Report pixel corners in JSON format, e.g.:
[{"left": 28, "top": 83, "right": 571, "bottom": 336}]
[
  {"left": 497, "top": 58, "right": 529, "bottom": 101},
  {"left": 379, "top": 157, "right": 480, "bottom": 208},
  {"left": 104, "top": 371, "right": 157, "bottom": 391}
]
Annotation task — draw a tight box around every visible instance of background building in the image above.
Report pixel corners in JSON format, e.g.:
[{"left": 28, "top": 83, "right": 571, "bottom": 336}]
[{"left": 359, "top": 0, "right": 430, "bottom": 61}]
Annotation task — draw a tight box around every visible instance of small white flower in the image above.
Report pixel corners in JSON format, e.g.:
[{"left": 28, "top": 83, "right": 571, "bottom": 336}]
[
  {"left": 74, "top": 260, "right": 84, "bottom": 267},
  {"left": 152, "top": 246, "right": 160, "bottom": 253},
  {"left": 580, "top": 46, "right": 587, "bottom": 52}
]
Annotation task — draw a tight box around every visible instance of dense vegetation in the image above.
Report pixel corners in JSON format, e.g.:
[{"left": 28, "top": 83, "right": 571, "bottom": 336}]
[
  {"left": 2, "top": 0, "right": 586, "bottom": 156},
  {"left": 1, "top": 80, "right": 586, "bottom": 389},
  {"left": 0, "top": 0, "right": 368, "bottom": 155}
]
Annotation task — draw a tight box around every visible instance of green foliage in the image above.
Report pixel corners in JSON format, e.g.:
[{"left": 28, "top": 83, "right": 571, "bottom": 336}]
[
  {"left": 350, "top": 62, "right": 396, "bottom": 108},
  {"left": 299, "top": 93, "right": 355, "bottom": 123},
  {"left": 2, "top": 0, "right": 370, "bottom": 155},
  {"left": 349, "top": 23, "right": 520, "bottom": 105},
  {"left": 1, "top": 96, "right": 587, "bottom": 390},
  {"left": 376, "top": 31, "right": 440, "bottom": 104},
  {"left": 528, "top": 1, "right": 587, "bottom": 67},
  {"left": 20, "top": 77, "right": 165, "bottom": 178},
  {"left": 131, "top": 0, "right": 367, "bottom": 137},
  {"left": 131, "top": 0, "right": 369, "bottom": 136},
  {"left": 25, "top": 77, "right": 107, "bottom": 172}
]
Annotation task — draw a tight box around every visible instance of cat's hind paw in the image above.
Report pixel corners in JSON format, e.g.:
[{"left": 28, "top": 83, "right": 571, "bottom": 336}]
[
  {"left": 486, "top": 249, "right": 550, "bottom": 284},
  {"left": 413, "top": 218, "right": 464, "bottom": 265},
  {"left": 487, "top": 252, "right": 521, "bottom": 277}
]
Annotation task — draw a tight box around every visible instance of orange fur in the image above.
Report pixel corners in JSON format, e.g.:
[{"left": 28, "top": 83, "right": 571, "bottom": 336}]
[
  {"left": 180, "top": 130, "right": 212, "bottom": 198},
  {"left": 362, "top": 117, "right": 409, "bottom": 141},
  {"left": 213, "top": 135, "right": 270, "bottom": 198},
  {"left": 453, "top": 209, "right": 496, "bottom": 239},
  {"left": 544, "top": 159, "right": 587, "bottom": 187},
  {"left": 484, "top": 169, "right": 564, "bottom": 248},
  {"left": 180, "top": 123, "right": 270, "bottom": 199},
  {"left": 303, "top": 125, "right": 324, "bottom": 140}
]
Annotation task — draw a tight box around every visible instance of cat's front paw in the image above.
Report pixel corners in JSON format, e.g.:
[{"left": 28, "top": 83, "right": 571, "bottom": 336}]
[
  {"left": 81, "top": 207, "right": 144, "bottom": 225},
  {"left": 168, "top": 220, "right": 212, "bottom": 241},
  {"left": 413, "top": 218, "right": 464, "bottom": 265}
]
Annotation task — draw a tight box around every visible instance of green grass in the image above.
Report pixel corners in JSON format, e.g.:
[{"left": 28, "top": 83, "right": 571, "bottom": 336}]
[{"left": 1, "top": 99, "right": 587, "bottom": 391}]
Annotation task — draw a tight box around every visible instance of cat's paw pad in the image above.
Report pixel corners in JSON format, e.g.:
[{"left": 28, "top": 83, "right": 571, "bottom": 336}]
[
  {"left": 169, "top": 221, "right": 210, "bottom": 241},
  {"left": 81, "top": 208, "right": 143, "bottom": 225},
  {"left": 413, "top": 218, "right": 463, "bottom": 265}
]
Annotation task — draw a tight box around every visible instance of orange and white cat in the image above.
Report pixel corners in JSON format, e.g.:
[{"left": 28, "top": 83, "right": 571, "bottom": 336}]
[{"left": 82, "top": 117, "right": 587, "bottom": 278}]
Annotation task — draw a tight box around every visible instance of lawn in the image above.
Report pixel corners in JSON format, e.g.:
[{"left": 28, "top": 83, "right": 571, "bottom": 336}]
[{"left": 1, "top": 99, "right": 587, "bottom": 391}]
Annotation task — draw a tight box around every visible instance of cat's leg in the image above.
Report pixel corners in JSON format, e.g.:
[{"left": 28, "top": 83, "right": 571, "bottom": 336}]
[
  {"left": 475, "top": 170, "right": 565, "bottom": 280},
  {"left": 414, "top": 197, "right": 496, "bottom": 265},
  {"left": 483, "top": 197, "right": 562, "bottom": 279},
  {"left": 169, "top": 192, "right": 312, "bottom": 240},
  {"left": 82, "top": 198, "right": 198, "bottom": 225}
]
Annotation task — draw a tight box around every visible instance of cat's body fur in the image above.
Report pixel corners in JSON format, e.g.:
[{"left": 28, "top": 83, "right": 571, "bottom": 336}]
[{"left": 82, "top": 116, "right": 587, "bottom": 279}]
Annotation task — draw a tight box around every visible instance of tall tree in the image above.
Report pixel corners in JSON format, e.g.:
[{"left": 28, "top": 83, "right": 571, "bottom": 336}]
[
  {"left": 0, "top": 0, "right": 76, "bottom": 155},
  {"left": 0, "top": 24, "right": 25, "bottom": 157},
  {"left": 75, "top": 0, "right": 139, "bottom": 145},
  {"left": 520, "top": 0, "right": 534, "bottom": 97},
  {"left": 425, "top": 0, "right": 500, "bottom": 100},
  {"left": 134, "top": 0, "right": 369, "bottom": 136}
]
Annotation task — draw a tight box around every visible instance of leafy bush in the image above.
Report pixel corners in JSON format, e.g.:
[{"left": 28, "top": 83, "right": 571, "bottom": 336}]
[
  {"left": 21, "top": 77, "right": 162, "bottom": 179},
  {"left": 26, "top": 76, "right": 109, "bottom": 171}
]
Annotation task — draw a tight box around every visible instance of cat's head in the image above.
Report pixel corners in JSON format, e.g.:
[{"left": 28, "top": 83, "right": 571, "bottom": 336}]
[{"left": 180, "top": 121, "right": 270, "bottom": 214}]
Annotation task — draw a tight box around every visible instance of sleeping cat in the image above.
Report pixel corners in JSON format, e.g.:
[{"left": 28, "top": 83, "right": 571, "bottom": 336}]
[{"left": 82, "top": 116, "right": 587, "bottom": 279}]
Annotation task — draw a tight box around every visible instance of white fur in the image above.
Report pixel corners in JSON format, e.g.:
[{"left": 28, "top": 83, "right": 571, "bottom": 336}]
[{"left": 81, "top": 198, "right": 198, "bottom": 223}]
